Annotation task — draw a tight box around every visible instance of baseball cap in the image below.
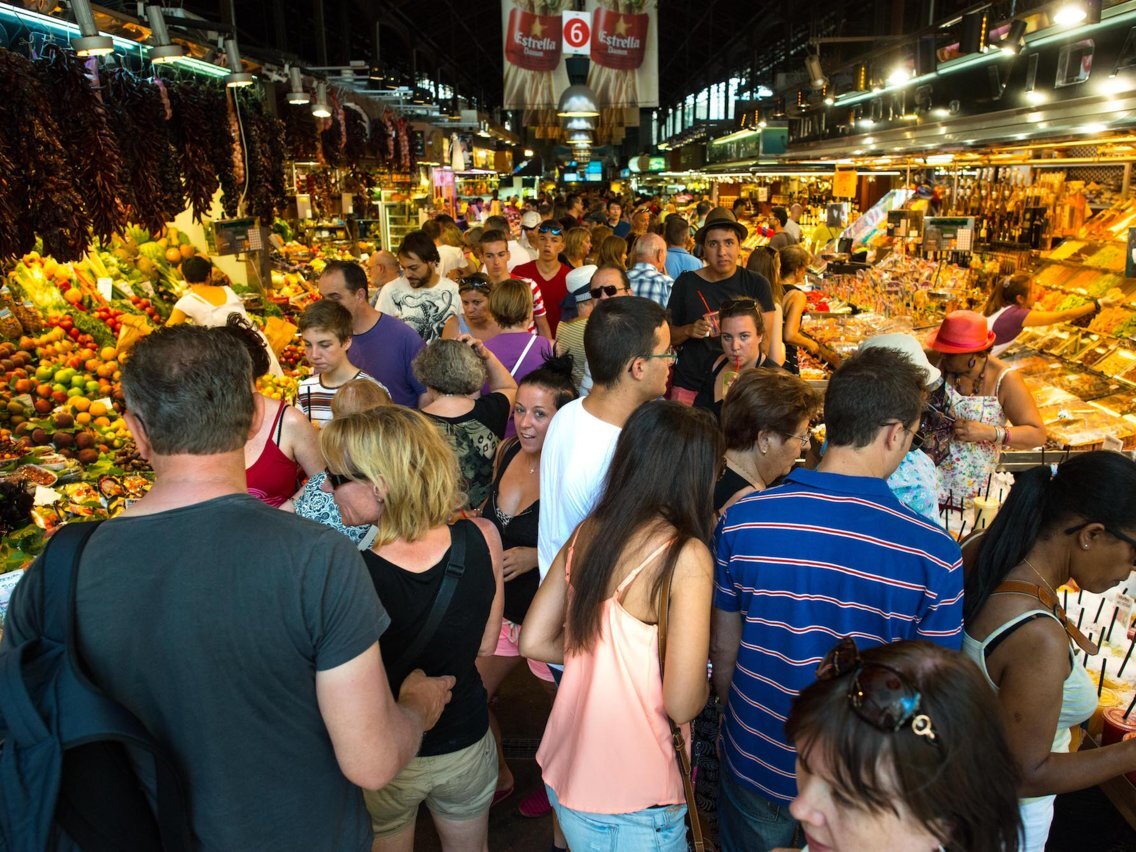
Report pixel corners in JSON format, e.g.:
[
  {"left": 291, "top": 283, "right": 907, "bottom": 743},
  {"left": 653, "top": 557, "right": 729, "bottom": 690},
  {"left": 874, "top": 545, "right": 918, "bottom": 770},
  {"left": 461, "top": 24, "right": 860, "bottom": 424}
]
[{"left": 521, "top": 211, "right": 541, "bottom": 228}]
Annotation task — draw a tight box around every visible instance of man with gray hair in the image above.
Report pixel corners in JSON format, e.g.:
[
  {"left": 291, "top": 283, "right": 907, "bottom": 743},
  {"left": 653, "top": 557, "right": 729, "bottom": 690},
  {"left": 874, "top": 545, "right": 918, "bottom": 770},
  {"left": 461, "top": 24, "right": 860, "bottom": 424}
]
[
  {"left": 784, "top": 203, "right": 804, "bottom": 242},
  {"left": 366, "top": 249, "right": 402, "bottom": 296},
  {"left": 626, "top": 231, "right": 674, "bottom": 308},
  {"left": 1, "top": 326, "right": 455, "bottom": 850}
]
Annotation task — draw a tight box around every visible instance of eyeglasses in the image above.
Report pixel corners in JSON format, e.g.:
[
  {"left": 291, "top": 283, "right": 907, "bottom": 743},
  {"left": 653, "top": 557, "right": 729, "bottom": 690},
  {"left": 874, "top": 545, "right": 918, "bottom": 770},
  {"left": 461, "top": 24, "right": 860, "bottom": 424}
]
[
  {"left": 720, "top": 298, "right": 758, "bottom": 313},
  {"left": 327, "top": 470, "right": 356, "bottom": 490},
  {"left": 1065, "top": 522, "right": 1136, "bottom": 562},
  {"left": 881, "top": 420, "right": 921, "bottom": 448},
  {"left": 537, "top": 224, "right": 562, "bottom": 235},
  {"left": 641, "top": 347, "right": 678, "bottom": 363},
  {"left": 783, "top": 430, "right": 811, "bottom": 448},
  {"left": 590, "top": 284, "right": 629, "bottom": 299},
  {"left": 459, "top": 276, "right": 491, "bottom": 292},
  {"left": 817, "top": 637, "right": 939, "bottom": 746}
]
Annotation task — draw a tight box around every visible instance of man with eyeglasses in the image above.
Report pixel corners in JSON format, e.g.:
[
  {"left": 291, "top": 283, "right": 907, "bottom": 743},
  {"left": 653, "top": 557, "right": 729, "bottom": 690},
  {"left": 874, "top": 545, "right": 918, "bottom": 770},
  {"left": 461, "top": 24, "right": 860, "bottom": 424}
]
[
  {"left": 511, "top": 221, "right": 573, "bottom": 335},
  {"left": 710, "top": 346, "right": 963, "bottom": 852}
]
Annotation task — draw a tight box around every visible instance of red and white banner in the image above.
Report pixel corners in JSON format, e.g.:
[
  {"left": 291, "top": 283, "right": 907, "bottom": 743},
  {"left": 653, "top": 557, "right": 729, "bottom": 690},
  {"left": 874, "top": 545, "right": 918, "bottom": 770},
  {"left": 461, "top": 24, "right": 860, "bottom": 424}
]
[{"left": 586, "top": 0, "right": 657, "bottom": 107}]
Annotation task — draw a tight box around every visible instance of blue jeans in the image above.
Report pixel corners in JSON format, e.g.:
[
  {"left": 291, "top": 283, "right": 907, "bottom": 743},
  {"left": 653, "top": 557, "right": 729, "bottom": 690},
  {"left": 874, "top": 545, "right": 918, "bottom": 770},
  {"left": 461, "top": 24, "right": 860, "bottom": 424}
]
[
  {"left": 717, "top": 772, "right": 800, "bottom": 852},
  {"left": 546, "top": 785, "right": 688, "bottom": 851}
]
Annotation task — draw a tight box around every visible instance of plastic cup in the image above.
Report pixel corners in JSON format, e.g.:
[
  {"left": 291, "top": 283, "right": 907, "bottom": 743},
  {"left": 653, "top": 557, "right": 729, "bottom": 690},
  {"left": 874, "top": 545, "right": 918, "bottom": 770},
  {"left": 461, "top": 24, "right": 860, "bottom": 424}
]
[
  {"left": 1090, "top": 689, "right": 1121, "bottom": 738},
  {"left": 704, "top": 311, "right": 720, "bottom": 337},
  {"left": 1101, "top": 705, "right": 1136, "bottom": 746}
]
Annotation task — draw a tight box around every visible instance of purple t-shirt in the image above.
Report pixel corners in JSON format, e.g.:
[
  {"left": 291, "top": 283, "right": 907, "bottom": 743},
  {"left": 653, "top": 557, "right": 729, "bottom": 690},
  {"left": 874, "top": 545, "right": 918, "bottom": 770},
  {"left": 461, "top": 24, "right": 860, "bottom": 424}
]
[
  {"left": 991, "top": 305, "right": 1029, "bottom": 350},
  {"left": 484, "top": 332, "right": 553, "bottom": 438},
  {"left": 349, "top": 313, "right": 427, "bottom": 408}
]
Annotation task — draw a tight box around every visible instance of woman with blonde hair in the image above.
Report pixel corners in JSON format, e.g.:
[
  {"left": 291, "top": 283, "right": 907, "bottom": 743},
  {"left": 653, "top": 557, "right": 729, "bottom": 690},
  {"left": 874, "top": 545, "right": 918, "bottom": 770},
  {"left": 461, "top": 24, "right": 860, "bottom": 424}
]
[
  {"left": 597, "top": 234, "right": 629, "bottom": 270},
  {"left": 563, "top": 227, "right": 592, "bottom": 269},
  {"left": 588, "top": 225, "right": 613, "bottom": 263},
  {"left": 322, "top": 405, "right": 504, "bottom": 852}
]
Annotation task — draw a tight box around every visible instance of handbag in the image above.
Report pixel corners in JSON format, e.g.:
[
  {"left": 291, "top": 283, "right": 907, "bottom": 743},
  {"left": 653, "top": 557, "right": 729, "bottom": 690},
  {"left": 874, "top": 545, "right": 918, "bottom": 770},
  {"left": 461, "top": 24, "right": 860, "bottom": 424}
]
[
  {"left": 657, "top": 568, "right": 707, "bottom": 852},
  {"left": 390, "top": 522, "right": 469, "bottom": 678}
]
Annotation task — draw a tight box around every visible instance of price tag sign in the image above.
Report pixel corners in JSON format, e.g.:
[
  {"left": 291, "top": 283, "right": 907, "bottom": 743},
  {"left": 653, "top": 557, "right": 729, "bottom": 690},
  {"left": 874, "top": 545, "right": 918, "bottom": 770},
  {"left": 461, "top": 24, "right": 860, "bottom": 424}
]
[
  {"left": 563, "top": 11, "right": 591, "bottom": 56},
  {"left": 833, "top": 170, "right": 858, "bottom": 198},
  {"left": 97, "top": 277, "right": 114, "bottom": 302},
  {"left": 0, "top": 569, "right": 26, "bottom": 628}
]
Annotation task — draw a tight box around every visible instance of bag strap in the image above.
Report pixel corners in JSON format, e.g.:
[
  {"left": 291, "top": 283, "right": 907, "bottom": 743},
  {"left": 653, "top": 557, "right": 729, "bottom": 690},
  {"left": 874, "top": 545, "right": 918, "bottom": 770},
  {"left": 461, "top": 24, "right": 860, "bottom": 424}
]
[
  {"left": 657, "top": 568, "right": 706, "bottom": 852},
  {"left": 509, "top": 335, "right": 538, "bottom": 377},
  {"left": 992, "top": 580, "right": 1099, "bottom": 655},
  {"left": 391, "top": 522, "right": 469, "bottom": 676}
]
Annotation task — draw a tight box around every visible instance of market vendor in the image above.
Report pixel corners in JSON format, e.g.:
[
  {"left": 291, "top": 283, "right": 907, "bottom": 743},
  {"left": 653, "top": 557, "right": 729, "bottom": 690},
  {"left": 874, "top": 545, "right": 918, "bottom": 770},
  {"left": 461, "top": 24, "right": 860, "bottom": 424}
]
[
  {"left": 985, "top": 272, "right": 1114, "bottom": 357},
  {"left": 927, "top": 310, "right": 1047, "bottom": 510}
]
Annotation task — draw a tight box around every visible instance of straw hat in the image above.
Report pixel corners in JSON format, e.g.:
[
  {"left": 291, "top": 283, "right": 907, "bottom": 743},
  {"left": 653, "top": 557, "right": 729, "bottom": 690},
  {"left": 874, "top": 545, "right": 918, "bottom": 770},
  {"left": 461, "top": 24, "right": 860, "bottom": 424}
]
[
  {"left": 694, "top": 207, "right": 748, "bottom": 243},
  {"left": 926, "top": 311, "right": 996, "bottom": 354}
]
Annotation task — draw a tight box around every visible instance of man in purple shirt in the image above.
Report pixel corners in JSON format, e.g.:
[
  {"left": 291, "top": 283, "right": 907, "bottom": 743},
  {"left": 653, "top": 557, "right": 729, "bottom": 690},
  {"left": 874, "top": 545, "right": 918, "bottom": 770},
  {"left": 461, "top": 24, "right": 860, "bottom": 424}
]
[{"left": 317, "top": 260, "right": 427, "bottom": 408}]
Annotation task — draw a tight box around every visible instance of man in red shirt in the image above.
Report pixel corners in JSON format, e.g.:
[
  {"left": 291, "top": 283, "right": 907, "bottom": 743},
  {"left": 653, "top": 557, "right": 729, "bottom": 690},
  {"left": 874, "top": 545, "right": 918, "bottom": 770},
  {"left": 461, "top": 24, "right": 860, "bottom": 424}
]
[{"left": 512, "top": 223, "right": 571, "bottom": 334}]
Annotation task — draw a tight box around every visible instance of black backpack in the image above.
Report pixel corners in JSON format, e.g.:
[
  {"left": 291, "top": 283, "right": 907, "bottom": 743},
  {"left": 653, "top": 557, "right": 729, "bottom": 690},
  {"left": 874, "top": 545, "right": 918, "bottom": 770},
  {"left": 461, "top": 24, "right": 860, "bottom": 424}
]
[{"left": 0, "top": 521, "right": 193, "bottom": 851}]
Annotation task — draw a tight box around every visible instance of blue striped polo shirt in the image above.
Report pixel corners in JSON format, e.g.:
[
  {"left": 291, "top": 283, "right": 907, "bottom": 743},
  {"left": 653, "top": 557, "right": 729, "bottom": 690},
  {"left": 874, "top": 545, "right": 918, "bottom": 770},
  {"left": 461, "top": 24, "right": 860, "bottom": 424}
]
[{"left": 713, "top": 468, "right": 964, "bottom": 805}]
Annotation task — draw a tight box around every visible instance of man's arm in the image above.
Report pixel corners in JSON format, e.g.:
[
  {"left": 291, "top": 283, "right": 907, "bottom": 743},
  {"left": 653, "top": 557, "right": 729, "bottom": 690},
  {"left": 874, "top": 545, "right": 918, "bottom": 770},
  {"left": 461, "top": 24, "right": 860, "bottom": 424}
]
[{"left": 316, "top": 643, "right": 454, "bottom": 790}]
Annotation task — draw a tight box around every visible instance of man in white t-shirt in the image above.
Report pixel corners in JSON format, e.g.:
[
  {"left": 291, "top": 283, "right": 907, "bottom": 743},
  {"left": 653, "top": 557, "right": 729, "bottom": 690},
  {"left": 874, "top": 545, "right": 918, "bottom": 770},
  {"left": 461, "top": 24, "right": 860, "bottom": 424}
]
[
  {"left": 422, "top": 218, "right": 468, "bottom": 281},
  {"left": 379, "top": 231, "right": 461, "bottom": 343},
  {"left": 537, "top": 296, "right": 673, "bottom": 583}
]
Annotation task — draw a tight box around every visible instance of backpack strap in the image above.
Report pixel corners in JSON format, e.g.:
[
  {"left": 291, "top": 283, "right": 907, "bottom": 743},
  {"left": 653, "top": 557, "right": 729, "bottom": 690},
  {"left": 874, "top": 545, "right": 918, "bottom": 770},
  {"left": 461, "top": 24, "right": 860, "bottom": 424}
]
[
  {"left": 391, "top": 522, "right": 469, "bottom": 677},
  {"left": 39, "top": 521, "right": 104, "bottom": 649}
]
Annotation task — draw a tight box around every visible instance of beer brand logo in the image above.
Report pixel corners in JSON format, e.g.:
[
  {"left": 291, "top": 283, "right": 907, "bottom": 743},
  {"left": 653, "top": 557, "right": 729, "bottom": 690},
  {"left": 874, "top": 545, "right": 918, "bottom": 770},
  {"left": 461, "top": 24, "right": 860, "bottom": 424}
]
[
  {"left": 505, "top": 8, "right": 561, "bottom": 71},
  {"left": 590, "top": 8, "right": 647, "bottom": 70}
]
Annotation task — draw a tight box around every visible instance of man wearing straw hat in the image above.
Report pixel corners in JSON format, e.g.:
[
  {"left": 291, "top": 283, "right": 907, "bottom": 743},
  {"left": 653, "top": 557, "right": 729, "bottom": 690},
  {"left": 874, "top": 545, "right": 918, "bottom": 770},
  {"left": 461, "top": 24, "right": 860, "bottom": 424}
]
[{"left": 665, "top": 207, "right": 775, "bottom": 406}]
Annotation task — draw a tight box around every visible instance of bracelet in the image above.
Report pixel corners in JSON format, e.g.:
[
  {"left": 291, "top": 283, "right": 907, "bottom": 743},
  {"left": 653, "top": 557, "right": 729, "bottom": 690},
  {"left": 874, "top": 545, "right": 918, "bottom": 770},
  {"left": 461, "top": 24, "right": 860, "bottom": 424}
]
[
  {"left": 1003, "top": 425, "right": 1012, "bottom": 446},
  {"left": 992, "top": 425, "right": 1005, "bottom": 445}
]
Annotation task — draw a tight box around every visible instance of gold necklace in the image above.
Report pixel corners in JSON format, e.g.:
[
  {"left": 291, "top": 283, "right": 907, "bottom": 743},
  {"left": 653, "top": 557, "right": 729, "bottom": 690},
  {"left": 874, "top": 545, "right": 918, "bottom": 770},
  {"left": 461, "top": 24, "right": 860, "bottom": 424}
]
[{"left": 1023, "top": 557, "right": 1059, "bottom": 599}]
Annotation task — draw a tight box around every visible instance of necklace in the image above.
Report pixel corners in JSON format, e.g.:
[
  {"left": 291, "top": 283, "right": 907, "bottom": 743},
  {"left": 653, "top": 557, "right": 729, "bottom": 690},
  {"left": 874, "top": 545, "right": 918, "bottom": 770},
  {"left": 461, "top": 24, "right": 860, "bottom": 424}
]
[
  {"left": 951, "top": 355, "right": 989, "bottom": 396},
  {"left": 1023, "top": 557, "right": 1059, "bottom": 599},
  {"left": 724, "top": 450, "right": 766, "bottom": 491}
]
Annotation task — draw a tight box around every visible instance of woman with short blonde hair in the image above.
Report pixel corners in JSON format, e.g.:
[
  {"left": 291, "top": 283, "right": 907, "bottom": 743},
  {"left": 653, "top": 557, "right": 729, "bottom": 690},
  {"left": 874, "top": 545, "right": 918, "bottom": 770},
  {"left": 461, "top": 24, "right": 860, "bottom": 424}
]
[{"left": 321, "top": 404, "right": 504, "bottom": 852}]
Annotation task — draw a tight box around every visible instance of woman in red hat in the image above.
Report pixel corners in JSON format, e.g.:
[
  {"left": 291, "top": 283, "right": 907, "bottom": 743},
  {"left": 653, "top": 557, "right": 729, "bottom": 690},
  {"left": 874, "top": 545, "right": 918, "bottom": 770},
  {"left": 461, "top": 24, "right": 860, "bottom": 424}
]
[{"left": 927, "top": 310, "right": 1046, "bottom": 511}]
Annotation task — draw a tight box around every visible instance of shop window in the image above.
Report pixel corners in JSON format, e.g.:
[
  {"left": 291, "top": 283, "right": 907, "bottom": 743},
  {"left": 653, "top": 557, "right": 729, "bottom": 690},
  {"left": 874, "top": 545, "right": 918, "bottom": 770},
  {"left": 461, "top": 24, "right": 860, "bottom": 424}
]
[{"left": 1055, "top": 39, "right": 1094, "bottom": 88}]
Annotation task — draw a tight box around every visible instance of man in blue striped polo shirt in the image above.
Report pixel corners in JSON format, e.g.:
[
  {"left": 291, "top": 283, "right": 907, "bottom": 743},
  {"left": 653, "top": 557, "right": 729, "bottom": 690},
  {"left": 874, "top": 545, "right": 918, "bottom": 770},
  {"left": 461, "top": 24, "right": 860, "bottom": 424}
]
[{"left": 710, "top": 347, "right": 964, "bottom": 852}]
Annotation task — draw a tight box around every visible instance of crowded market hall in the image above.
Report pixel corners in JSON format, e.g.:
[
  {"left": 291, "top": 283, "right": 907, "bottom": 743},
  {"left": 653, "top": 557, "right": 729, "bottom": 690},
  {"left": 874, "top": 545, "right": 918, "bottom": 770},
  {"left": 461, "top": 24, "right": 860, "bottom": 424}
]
[{"left": 10, "top": 0, "right": 1136, "bottom": 850}]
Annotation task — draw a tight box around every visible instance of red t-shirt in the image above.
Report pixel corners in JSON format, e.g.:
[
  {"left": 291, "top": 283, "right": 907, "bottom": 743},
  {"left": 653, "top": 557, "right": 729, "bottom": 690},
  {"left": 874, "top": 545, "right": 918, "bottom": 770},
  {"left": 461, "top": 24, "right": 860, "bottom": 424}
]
[{"left": 513, "top": 260, "right": 571, "bottom": 334}]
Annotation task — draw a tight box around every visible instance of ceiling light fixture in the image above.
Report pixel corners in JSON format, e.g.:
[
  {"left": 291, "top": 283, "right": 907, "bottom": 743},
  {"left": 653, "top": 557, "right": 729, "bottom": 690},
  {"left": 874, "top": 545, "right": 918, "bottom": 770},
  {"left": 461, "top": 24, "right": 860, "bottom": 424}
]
[
  {"left": 1054, "top": 0, "right": 1100, "bottom": 26},
  {"left": 145, "top": 5, "right": 185, "bottom": 63},
  {"left": 886, "top": 65, "right": 911, "bottom": 86},
  {"left": 312, "top": 82, "right": 332, "bottom": 118},
  {"left": 224, "top": 38, "right": 254, "bottom": 87},
  {"left": 557, "top": 84, "right": 600, "bottom": 117},
  {"left": 805, "top": 53, "right": 827, "bottom": 89},
  {"left": 286, "top": 66, "right": 310, "bottom": 105},
  {"left": 1000, "top": 19, "right": 1028, "bottom": 55},
  {"left": 71, "top": 0, "right": 113, "bottom": 56}
]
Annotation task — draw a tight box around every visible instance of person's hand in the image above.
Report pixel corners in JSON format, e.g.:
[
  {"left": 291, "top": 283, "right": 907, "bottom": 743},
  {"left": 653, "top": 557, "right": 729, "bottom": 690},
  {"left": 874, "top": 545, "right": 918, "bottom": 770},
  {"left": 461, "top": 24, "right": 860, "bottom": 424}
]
[
  {"left": 446, "top": 267, "right": 463, "bottom": 282},
  {"left": 690, "top": 316, "right": 712, "bottom": 339},
  {"left": 458, "top": 333, "right": 490, "bottom": 360},
  {"left": 953, "top": 419, "right": 993, "bottom": 443},
  {"left": 398, "top": 669, "right": 455, "bottom": 731},
  {"left": 502, "top": 546, "right": 538, "bottom": 582}
]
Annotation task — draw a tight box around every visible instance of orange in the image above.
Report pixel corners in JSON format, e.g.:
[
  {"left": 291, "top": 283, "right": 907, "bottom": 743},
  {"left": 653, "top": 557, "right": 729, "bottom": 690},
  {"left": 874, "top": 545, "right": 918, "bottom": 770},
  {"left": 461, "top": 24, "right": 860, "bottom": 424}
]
[
  {"left": 70, "top": 396, "right": 91, "bottom": 412},
  {"left": 64, "top": 288, "right": 83, "bottom": 305},
  {"left": 99, "top": 346, "right": 117, "bottom": 362},
  {"left": 88, "top": 401, "right": 108, "bottom": 417},
  {"left": 75, "top": 412, "right": 92, "bottom": 425},
  {"left": 93, "top": 416, "right": 111, "bottom": 428},
  {"left": 84, "top": 359, "right": 100, "bottom": 373}
]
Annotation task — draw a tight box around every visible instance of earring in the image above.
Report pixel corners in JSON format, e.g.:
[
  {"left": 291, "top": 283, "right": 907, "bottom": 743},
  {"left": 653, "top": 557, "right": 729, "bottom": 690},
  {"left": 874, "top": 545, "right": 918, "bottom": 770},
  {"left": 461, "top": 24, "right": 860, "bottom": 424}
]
[
  {"left": 1082, "top": 543, "right": 1089, "bottom": 550},
  {"left": 966, "top": 355, "right": 977, "bottom": 370}
]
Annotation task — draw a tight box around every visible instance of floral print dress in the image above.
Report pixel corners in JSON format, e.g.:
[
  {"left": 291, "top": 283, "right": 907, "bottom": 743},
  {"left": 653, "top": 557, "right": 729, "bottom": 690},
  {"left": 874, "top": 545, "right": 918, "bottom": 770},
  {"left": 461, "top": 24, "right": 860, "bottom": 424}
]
[{"left": 936, "top": 370, "right": 1009, "bottom": 510}]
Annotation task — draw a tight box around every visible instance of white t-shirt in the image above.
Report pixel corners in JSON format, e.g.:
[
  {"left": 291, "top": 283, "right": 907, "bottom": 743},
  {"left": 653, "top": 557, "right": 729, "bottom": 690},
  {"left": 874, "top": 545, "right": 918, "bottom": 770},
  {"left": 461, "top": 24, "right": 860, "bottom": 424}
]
[
  {"left": 376, "top": 277, "right": 461, "bottom": 342},
  {"left": 537, "top": 397, "right": 621, "bottom": 582},
  {"left": 507, "top": 240, "right": 536, "bottom": 271},
  {"left": 437, "top": 244, "right": 468, "bottom": 279},
  {"left": 784, "top": 219, "right": 802, "bottom": 242}
]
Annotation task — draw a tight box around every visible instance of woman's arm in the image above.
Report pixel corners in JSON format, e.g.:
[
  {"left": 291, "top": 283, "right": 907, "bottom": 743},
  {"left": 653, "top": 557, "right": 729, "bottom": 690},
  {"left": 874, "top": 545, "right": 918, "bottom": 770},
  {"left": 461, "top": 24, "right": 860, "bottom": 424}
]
[
  {"left": 464, "top": 335, "right": 518, "bottom": 409},
  {"left": 280, "top": 404, "right": 325, "bottom": 478},
  {"left": 165, "top": 308, "right": 188, "bottom": 326},
  {"left": 997, "top": 368, "right": 1047, "bottom": 448},
  {"left": 991, "top": 617, "right": 1136, "bottom": 795},
  {"left": 535, "top": 314, "right": 553, "bottom": 341},
  {"left": 1023, "top": 299, "right": 1113, "bottom": 328},
  {"left": 519, "top": 537, "right": 573, "bottom": 664},
  {"left": 781, "top": 290, "right": 816, "bottom": 354},
  {"left": 441, "top": 314, "right": 460, "bottom": 340},
  {"left": 662, "top": 539, "right": 714, "bottom": 724},
  {"left": 765, "top": 302, "right": 786, "bottom": 366},
  {"left": 471, "top": 517, "right": 505, "bottom": 657}
]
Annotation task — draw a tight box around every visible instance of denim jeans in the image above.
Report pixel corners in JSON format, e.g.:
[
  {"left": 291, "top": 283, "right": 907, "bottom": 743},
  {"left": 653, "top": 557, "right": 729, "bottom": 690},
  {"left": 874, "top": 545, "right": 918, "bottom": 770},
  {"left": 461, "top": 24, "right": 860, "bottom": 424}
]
[
  {"left": 717, "top": 772, "right": 800, "bottom": 852},
  {"left": 546, "top": 785, "right": 688, "bottom": 851}
]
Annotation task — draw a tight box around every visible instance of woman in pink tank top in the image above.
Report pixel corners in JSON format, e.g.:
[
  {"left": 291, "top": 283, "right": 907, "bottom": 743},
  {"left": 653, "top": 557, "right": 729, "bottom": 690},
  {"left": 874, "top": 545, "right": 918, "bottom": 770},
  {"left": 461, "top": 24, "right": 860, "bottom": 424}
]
[{"left": 521, "top": 401, "right": 723, "bottom": 851}]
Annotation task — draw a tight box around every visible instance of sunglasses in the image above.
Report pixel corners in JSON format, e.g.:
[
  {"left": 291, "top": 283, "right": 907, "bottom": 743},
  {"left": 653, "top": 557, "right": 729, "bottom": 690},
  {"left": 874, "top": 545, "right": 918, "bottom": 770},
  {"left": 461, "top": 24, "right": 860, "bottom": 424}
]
[
  {"left": 720, "top": 298, "right": 758, "bottom": 313},
  {"left": 590, "top": 284, "right": 628, "bottom": 299},
  {"left": 459, "top": 276, "right": 492, "bottom": 292},
  {"left": 325, "top": 469, "right": 358, "bottom": 490},
  {"left": 537, "top": 224, "right": 563, "bottom": 235},
  {"left": 816, "top": 637, "right": 939, "bottom": 746}
]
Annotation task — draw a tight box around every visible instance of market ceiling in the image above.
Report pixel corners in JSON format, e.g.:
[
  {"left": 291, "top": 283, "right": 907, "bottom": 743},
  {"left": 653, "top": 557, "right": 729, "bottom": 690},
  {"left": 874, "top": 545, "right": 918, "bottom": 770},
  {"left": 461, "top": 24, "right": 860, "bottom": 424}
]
[{"left": 169, "top": 0, "right": 1043, "bottom": 112}]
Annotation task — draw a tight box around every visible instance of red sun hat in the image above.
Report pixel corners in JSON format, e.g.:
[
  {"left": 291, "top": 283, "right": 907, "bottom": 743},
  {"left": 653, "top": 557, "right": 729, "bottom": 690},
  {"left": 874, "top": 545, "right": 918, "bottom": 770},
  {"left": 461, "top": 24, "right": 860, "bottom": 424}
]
[{"left": 926, "top": 310, "right": 996, "bottom": 354}]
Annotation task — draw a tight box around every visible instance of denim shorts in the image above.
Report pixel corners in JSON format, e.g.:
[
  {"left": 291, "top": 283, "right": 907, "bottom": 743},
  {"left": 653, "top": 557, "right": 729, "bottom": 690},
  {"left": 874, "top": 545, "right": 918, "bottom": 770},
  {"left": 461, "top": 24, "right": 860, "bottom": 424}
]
[{"left": 546, "top": 784, "right": 688, "bottom": 851}]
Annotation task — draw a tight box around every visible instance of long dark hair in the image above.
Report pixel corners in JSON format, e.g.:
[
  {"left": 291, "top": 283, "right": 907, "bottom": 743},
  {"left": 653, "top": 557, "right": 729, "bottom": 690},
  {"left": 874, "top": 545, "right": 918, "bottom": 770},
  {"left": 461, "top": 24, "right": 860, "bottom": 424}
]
[
  {"left": 983, "top": 272, "right": 1031, "bottom": 316},
  {"left": 566, "top": 401, "right": 723, "bottom": 652},
  {"left": 787, "top": 640, "right": 1022, "bottom": 852},
  {"left": 967, "top": 451, "right": 1136, "bottom": 620}
]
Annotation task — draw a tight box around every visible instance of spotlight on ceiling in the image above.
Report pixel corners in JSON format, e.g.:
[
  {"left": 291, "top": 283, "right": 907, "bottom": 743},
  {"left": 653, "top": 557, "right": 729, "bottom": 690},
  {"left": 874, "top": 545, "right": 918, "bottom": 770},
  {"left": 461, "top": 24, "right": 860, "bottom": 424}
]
[
  {"left": 1054, "top": 0, "right": 1100, "bottom": 26},
  {"left": 286, "top": 66, "right": 310, "bottom": 105},
  {"left": 886, "top": 65, "right": 911, "bottom": 86},
  {"left": 557, "top": 84, "right": 600, "bottom": 117},
  {"left": 224, "top": 38, "right": 254, "bottom": 87},
  {"left": 71, "top": 0, "right": 113, "bottom": 56},
  {"left": 312, "top": 82, "right": 332, "bottom": 118},
  {"left": 1000, "top": 19, "right": 1028, "bottom": 55},
  {"left": 145, "top": 5, "right": 184, "bottom": 63},
  {"left": 805, "top": 53, "right": 827, "bottom": 89}
]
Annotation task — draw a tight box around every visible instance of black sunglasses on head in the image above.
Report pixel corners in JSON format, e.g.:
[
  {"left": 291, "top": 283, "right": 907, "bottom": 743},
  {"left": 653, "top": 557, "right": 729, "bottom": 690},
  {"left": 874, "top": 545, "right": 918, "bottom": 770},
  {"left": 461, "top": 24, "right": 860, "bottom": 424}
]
[
  {"left": 720, "top": 298, "right": 758, "bottom": 313},
  {"left": 537, "top": 224, "right": 563, "bottom": 235},
  {"left": 459, "top": 276, "right": 492, "bottom": 292},
  {"left": 325, "top": 470, "right": 358, "bottom": 490}
]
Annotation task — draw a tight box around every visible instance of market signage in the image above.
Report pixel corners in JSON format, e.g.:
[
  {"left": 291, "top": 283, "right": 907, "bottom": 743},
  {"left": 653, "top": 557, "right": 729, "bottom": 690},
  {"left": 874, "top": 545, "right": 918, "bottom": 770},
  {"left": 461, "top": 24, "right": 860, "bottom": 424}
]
[{"left": 501, "top": 1, "right": 658, "bottom": 111}]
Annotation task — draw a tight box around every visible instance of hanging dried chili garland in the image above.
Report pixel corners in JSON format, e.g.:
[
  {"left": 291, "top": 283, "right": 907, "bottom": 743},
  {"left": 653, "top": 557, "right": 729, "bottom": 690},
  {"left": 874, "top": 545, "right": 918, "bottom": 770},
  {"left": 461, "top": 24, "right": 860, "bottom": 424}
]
[{"left": 165, "top": 78, "right": 219, "bottom": 223}]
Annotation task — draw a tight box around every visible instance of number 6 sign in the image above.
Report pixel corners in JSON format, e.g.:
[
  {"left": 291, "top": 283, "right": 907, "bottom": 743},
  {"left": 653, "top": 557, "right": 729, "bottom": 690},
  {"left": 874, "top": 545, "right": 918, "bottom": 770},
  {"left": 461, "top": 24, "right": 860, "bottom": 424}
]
[{"left": 563, "top": 11, "right": 591, "bottom": 56}]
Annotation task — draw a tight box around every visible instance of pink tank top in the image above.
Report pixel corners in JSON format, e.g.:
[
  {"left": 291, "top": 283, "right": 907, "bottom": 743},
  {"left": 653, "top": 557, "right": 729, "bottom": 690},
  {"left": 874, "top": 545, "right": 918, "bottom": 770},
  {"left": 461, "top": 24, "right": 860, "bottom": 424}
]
[
  {"left": 246, "top": 399, "right": 301, "bottom": 507},
  {"left": 536, "top": 535, "right": 688, "bottom": 814}
]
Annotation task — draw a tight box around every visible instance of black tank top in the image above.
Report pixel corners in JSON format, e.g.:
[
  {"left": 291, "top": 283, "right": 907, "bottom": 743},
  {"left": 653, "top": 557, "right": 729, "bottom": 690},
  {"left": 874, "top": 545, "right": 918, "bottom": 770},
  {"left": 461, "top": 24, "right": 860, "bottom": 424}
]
[
  {"left": 782, "top": 284, "right": 802, "bottom": 375},
  {"left": 362, "top": 520, "right": 494, "bottom": 756},
  {"left": 483, "top": 440, "right": 541, "bottom": 624}
]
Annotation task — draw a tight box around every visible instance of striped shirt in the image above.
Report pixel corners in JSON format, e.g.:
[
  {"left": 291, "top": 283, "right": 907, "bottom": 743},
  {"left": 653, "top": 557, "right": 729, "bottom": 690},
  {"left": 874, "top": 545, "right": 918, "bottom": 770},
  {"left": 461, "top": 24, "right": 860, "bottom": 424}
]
[
  {"left": 297, "top": 371, "right": 387, "bottom": 428},
  {"left": 713, "top": 468, "right": 963, "bottom": 805}
]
